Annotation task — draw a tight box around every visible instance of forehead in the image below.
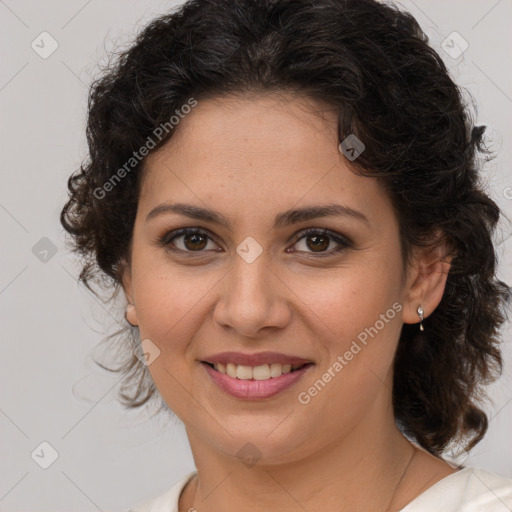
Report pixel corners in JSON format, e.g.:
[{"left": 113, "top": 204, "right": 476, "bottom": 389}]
[
  {"left": 145, "top": 92, "right": 339, "bottom": 174},
  {"left": 138, "top": 93, "right": 393, "bottom": 228}
]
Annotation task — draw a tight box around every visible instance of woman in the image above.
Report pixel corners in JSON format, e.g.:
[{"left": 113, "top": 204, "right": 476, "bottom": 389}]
[{"left": 60, "top": 0, "right": 512, "bottom": 510}]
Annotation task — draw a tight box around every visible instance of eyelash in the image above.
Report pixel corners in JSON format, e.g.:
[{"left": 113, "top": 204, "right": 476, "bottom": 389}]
[{"left": 158, "top": 227, "right": 352, "bottom": 257}]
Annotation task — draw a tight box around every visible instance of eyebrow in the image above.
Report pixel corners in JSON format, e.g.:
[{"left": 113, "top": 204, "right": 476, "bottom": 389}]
[{"left": 145, "top": 202, "right": 369, "bottom": 228}]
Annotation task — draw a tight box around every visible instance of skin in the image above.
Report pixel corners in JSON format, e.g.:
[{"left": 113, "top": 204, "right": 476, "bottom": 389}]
[{"left": 121, "top": 92, "right": 457, "bottom": 512}]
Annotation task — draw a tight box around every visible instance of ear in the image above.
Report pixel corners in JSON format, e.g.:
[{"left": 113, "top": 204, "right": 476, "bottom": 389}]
[
  {"left": 119, "top": 258, "right": 139, "bottom": 327},
  {"left": 402, "top": 237, "right": 453, "bottom": 327}
]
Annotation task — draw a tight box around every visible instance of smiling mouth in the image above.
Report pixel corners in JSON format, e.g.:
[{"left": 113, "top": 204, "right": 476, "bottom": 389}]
[{"left": 201, "top": 361, "right": 313, "bottom": 380}]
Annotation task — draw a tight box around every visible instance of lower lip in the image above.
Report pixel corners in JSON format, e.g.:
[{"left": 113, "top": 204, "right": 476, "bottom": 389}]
[{"left": 201, "top": 362, "right": 313, "bottom": 400}]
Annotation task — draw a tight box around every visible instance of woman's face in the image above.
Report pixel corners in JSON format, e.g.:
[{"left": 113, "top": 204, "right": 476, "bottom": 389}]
[{"left": 122, "top": 92, "right": 432, "bottom": 464}]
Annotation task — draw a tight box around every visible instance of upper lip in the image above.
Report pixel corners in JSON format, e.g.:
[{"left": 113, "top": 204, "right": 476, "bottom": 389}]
[{"left": 201, "top": 351, "right": 313, "bottom": 367}]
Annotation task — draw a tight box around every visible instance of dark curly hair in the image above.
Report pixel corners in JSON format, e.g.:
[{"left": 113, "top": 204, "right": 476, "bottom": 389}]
[{"left": 60, "top": 0, "right": 511, "bottom": 456}]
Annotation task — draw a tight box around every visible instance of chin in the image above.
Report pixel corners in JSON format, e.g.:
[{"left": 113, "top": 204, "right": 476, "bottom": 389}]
[{"left": 204, "top": 420, "right": 316, "bottom": 466}]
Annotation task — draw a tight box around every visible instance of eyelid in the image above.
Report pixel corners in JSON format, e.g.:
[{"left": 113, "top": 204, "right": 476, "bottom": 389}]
[
  {"left": 290, "top": 227, "right": 351, "bottom": 244},
  {"left": 288, "top": 227, "right": 352, "bottom": 256},
  {"left": 159, "top": 226, "right": 352, "bottom": 255},
  {"left": 159, "top": 227, "right": 221, "bottom": 250}
]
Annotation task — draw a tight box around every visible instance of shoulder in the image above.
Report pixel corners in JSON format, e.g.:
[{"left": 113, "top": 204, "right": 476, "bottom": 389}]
[
  {"left": 123, "top": 467, "right": 512, "bottom": 511},
  {"left": 401, "top": 466, "right": 512, "bottom": 511},
  {"left": 463, "top": 467, "right": 512, "bottom": 509},
  {"left": 125, "top": 471, "right": 198, "bottom": 512}
]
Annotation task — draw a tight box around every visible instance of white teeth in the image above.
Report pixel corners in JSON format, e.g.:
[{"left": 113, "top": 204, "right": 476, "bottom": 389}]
[
  {"left": 212, "top": 362, "right": 303, "bottom": 380},
  {"left": 236, "top": 365, "right": 253, "bottom": 379},
  {"left": 270, "top": 363, "right": 283, "bottom": 378},
  {"left": 226, "top": 363, "right": 237, "bottom": 378},
  {"left": 253, "top": 364, "right": 270, "bottom": 380}
]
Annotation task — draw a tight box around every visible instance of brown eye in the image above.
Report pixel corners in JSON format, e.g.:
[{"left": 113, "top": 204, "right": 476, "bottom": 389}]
[
  {"left": 160, "top": 228, "right": 219, "bottom": 253},
  {"left": 290, "top": 228, "right": 351, "bottom": 256},
  {"left": 304, "top": 233, "right": 330, "bottom": 252},
  {"left": 159, "top": 227, "right": 351, "bottom": 257},
  {"left": 182, "top": 232, "right": 208, "bottom": 251}
]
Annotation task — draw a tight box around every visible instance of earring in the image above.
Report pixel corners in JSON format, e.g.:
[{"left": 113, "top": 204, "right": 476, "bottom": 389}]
[
  {"left": 417, "top": 305, "right": 425, "bottom": 332},
  {"left": 125, "top": 303, "right": 136, "bottom": 326}
]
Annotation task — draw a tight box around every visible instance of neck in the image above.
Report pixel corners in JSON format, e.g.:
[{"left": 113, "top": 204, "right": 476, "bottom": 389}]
[{"left": 182, "top": 401, "right": 420, "bottom": 512}]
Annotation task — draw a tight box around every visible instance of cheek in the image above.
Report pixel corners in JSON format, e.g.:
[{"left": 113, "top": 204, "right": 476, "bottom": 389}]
[
  {"left": 293, "top": 262, "right": 404, "bottom": 413},
  {"left": 131, "top": 253, "right": 217, "bottom": 346},
  {"left": 130, "top": 266, "right": 216, "bottom": 413},
  {"left": 293, "top": 261, "right": 403, "bottom": 347}
]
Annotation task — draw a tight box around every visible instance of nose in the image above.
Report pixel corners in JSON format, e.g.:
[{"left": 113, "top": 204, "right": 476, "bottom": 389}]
[{"left": 212, "top": 251, "right": 292, "bottom": 338}]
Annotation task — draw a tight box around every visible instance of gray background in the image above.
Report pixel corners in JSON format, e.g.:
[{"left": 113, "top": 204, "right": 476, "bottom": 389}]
[{"left": 1, "top": 0, "right": 511, "bottom": 510}]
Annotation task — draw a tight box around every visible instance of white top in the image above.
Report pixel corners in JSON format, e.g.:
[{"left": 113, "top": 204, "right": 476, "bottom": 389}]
[{"left": 126, "top": 467, "right": 512, "bottom": 512}]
